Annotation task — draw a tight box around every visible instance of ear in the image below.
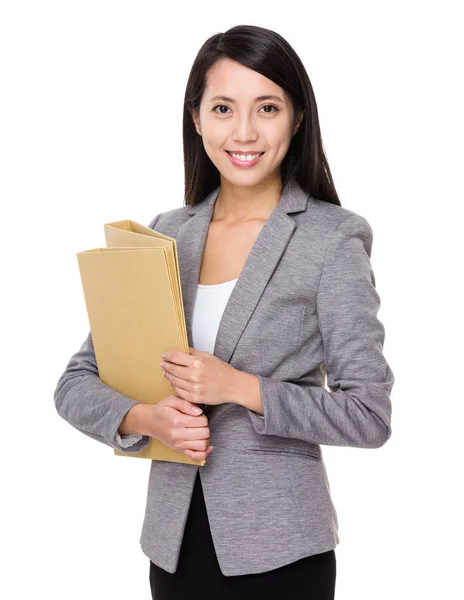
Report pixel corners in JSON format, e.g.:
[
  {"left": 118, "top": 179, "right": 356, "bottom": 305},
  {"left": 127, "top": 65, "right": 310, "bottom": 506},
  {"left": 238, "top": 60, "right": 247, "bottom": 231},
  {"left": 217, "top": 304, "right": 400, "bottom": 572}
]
[
  {"left": 192, "top": 108, "right": 202, "bottom": 136},
  {"left": 293, "top": 110, "right": 304, "bottom": 136}
]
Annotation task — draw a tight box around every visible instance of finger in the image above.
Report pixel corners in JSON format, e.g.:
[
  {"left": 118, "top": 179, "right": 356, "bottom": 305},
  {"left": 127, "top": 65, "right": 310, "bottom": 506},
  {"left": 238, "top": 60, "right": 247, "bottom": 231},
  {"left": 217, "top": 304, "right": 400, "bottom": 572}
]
[
  {"left": 166, "top": 374, "right": 191, "bottom": 394},
  {"left": 162, "top": 351, "right": 192, "bottom": 367},
  {"left": 189, "top": 347, "right": 208, "bottom": 356},
  {"left": 183, "top": 442, "right": 208, "bottom": 461},
  {"left": 183, "top": 438, "right": 209, "bottom": 451},
  {"left": 173, "top": 386, "right": 193, "bottom": 402},
  {"left": 185, "top": 447, "right": 213, "bottom": 460},
  {"left": 181, "top": 422, "right": 210, "bottom": 444},
  {"left": 184, "top": 414, "right": 209, "bottom": 427},
  {"left": 163, "top": 362, "right": 190, "bottom": 379}
]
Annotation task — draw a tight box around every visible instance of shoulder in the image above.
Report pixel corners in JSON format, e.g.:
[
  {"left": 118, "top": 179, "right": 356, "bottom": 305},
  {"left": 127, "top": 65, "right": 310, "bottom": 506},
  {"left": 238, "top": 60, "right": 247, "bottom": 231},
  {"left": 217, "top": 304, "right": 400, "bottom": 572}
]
[
  {"left": 304, "top": 195, "right": 373, "bottom": 245},
  {"left": 147, "top": 205, "right": 190, "bottom": 236}
]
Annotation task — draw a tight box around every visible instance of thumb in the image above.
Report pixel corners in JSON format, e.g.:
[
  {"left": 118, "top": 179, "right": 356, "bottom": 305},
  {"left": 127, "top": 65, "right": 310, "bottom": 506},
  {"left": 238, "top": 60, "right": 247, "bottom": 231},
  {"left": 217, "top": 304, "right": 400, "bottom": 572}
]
[
  {"left": 183, "top": 399, "right": 203, "bottom": 415},
  {"left": 187, "top": 401, "right": 203, "bottom": 415},
  {"left": 165, "top": 395, "right": 203, "bottom": 416}
]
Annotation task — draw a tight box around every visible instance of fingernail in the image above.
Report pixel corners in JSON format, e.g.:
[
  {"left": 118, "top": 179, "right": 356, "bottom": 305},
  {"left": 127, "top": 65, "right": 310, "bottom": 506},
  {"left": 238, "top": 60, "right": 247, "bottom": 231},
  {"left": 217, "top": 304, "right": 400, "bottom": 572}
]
[{"left": 191, "top": 406, "right": 202, "bottom": 415}]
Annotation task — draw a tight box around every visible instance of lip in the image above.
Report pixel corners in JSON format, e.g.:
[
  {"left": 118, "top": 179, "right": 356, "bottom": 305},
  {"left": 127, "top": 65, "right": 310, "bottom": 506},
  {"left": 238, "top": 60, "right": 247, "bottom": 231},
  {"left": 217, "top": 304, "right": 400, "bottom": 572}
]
[
  {"left": 226, "top": 151, "right": 265, "bottom": 168},
  {"left": 227, "top": 151, "right": 264, "bottom": 155}
]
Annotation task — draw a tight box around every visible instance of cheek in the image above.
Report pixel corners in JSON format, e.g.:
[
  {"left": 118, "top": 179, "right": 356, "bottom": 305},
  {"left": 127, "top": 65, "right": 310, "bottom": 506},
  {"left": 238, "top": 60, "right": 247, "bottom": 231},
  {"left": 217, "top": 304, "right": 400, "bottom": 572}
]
[
  {"left": 269, "top": 139, "right": 292, "bottom": 162},
  {"left": 203, "top": 126, "right": 227, "bottom": 154},
  {"left": 200, "top": 132, "right": 224, "bottom": 164},
  {"left": 269, "top": 125, "right": 293, "bottom": 154}
]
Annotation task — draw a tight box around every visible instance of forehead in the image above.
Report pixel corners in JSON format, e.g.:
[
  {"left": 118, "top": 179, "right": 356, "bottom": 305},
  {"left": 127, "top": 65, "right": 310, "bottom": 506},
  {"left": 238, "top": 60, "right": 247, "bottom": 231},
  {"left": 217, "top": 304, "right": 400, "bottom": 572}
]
[{"left": 204, "top": 58, "right": 288, "bottom": 103}]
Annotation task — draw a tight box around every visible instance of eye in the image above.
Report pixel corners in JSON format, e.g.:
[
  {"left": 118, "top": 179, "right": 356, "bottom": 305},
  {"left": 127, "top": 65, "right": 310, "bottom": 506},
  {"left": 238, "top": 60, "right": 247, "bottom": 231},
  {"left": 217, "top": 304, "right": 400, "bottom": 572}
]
[
  {"left": 212, "top": 105, "right": 231, "bottom": 114},
  {"left": 212, "top": 104, "right": 280, "bottom": 115},
  {"left": 259, "top": 105, "right": 279, "bottom": 113}
]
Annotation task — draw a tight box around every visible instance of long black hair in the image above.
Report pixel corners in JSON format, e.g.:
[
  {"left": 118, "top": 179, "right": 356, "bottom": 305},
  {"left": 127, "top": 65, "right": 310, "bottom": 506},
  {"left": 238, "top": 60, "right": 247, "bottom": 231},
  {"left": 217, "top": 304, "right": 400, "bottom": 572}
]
[{"left": 183, "top": 24, "right": 341, "bottom": 207}]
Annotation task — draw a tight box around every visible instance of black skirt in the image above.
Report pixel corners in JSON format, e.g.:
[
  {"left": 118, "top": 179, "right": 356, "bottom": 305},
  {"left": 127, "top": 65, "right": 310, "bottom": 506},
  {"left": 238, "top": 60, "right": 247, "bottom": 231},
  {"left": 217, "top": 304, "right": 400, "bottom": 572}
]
[{"left": 149, "top": 470, "right": 336, "bottom": 600}]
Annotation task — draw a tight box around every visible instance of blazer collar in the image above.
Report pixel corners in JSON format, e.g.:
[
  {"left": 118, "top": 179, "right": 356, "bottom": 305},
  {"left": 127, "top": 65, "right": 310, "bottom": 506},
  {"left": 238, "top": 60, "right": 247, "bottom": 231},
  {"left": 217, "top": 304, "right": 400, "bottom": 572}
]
[
  {"left": 176, "top": 177, "right": 311, "bottom": 366},
  {"left": 186, "top": 176, "right": 309, "bottom": 216}
]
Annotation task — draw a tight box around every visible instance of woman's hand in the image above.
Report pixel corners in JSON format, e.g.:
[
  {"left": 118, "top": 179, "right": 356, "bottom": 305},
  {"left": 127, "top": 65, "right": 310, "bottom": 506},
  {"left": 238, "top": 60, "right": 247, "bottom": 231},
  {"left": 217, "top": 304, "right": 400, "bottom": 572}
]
[
  {"left": 159, "top": 347, "right": 240, "bottom": 407},
  {"left": 149, "top": 396, "right": 213, "bottom": 462}
]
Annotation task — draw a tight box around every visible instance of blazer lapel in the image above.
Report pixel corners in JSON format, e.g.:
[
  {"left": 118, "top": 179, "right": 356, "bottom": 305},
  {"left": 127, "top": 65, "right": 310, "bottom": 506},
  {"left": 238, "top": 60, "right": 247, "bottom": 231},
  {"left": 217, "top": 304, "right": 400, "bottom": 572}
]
[{"left": 176, "top": 177, "right": 310, "bottom": 366}]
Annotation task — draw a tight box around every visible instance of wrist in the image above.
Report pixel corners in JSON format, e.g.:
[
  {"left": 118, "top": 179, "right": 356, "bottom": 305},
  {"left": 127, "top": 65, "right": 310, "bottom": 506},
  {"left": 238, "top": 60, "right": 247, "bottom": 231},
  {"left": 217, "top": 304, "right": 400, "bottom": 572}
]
[
  {"left": 230, "top": 369, "right": 253, "bottom": 406},
  {"left": 231, "top": 371, "right": 263, "bottom": 415},
  {"left": 119, "top": 403, "right": 150, "bottom": 436}
]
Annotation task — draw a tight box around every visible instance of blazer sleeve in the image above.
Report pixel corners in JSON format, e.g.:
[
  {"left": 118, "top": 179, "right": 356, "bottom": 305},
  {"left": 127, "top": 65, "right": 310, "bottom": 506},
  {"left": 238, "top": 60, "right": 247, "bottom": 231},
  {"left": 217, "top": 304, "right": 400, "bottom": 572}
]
[
  {"left": 247, "top": 213, "right": 395, "bottom": 449},
  {"left": 53, "top": 212, "right": 164, "bottom": 452}
]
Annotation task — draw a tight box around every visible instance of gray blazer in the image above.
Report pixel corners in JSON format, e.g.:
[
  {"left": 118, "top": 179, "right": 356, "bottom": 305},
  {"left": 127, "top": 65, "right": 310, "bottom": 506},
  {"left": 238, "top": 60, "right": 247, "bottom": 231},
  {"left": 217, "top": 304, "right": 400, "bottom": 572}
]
[{"left": 54, "top": 177, "right": 394, "bottom": 576}]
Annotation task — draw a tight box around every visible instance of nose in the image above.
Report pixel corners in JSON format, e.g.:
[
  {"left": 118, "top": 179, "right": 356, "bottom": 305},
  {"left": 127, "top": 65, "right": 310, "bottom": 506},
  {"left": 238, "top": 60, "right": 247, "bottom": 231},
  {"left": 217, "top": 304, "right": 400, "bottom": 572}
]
[{"left": 232, "top": 115, "right": 258, "bottom": 145}]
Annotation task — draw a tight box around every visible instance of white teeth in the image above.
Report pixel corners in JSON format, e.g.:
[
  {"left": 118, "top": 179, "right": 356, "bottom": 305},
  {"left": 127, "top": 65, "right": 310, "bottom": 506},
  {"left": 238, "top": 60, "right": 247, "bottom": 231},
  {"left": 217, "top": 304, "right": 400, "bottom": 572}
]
[{"left": 229, "top": 152, "right": 263, "bottom": 161}]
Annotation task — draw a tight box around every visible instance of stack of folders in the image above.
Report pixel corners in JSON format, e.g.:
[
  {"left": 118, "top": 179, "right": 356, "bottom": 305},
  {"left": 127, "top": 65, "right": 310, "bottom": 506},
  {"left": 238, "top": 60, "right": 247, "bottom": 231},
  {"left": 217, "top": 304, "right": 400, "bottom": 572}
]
[{"left": 76, "top": 219, "right": 207, "bottom": 466}]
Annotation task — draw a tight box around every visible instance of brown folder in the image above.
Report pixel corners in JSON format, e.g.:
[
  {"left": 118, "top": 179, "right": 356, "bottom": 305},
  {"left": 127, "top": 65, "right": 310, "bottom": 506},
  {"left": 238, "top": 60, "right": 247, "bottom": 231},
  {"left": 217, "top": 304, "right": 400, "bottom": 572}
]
[{"left": 76, "top": 219, "right": 206, "bottom": 466}]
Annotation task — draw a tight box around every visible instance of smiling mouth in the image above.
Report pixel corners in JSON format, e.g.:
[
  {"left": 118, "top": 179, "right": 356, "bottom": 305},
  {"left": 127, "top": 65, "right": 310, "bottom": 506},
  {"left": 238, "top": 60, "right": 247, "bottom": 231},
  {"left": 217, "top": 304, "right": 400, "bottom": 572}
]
[{"left": 226, "top": 151, "right": 265, "bottom": 159}]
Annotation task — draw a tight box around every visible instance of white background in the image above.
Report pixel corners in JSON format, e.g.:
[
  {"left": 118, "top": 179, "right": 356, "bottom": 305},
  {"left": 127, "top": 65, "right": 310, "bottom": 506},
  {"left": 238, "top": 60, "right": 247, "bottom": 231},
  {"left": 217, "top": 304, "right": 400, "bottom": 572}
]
[{"left": 1, "top": 1, "right": 462, "bottom": 598}]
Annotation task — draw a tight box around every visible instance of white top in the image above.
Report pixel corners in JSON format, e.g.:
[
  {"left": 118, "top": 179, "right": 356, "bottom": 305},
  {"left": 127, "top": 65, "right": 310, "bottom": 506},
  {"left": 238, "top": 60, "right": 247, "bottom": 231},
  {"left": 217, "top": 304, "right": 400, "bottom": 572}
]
[{"left": 192, "top": 278, "right": 239, "bottom": 353}]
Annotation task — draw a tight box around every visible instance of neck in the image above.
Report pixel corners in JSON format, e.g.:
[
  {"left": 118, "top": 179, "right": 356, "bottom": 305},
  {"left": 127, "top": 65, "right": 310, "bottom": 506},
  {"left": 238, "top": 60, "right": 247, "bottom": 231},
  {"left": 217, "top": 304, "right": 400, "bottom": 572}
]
[{"left": 213, "top": 175, "right": 283, "bottom": 223}]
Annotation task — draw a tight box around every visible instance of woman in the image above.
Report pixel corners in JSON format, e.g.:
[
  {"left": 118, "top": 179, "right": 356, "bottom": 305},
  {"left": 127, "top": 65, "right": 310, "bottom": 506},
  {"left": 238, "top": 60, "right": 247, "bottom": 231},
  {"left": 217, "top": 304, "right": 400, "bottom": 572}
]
[{"left": 55, "top": 24, "right": 394, "bottom": 600}]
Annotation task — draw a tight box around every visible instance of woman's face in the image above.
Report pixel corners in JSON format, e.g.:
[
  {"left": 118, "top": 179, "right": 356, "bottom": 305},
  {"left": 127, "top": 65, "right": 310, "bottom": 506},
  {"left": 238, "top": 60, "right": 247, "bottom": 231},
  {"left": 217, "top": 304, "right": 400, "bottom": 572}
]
[{"left": 192, "top": 58, "right": 303, "bottom": 188}]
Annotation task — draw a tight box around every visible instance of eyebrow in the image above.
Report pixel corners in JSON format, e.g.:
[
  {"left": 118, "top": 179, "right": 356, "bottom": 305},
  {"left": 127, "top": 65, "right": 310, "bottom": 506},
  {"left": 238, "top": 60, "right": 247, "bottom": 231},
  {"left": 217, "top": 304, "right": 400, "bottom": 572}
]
[{"left": 209, "top": 94, "right": 285, "bottom": 104}]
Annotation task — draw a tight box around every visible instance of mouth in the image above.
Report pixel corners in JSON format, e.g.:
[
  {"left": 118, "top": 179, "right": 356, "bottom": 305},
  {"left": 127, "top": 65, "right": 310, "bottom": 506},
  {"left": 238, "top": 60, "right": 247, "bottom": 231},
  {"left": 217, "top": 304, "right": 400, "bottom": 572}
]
[
  {"left": 226, "top": 151, "right": 265, "bottom": 159},
  {"left": 225, "top": 151, "right": 265, "bottom": 167}
]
